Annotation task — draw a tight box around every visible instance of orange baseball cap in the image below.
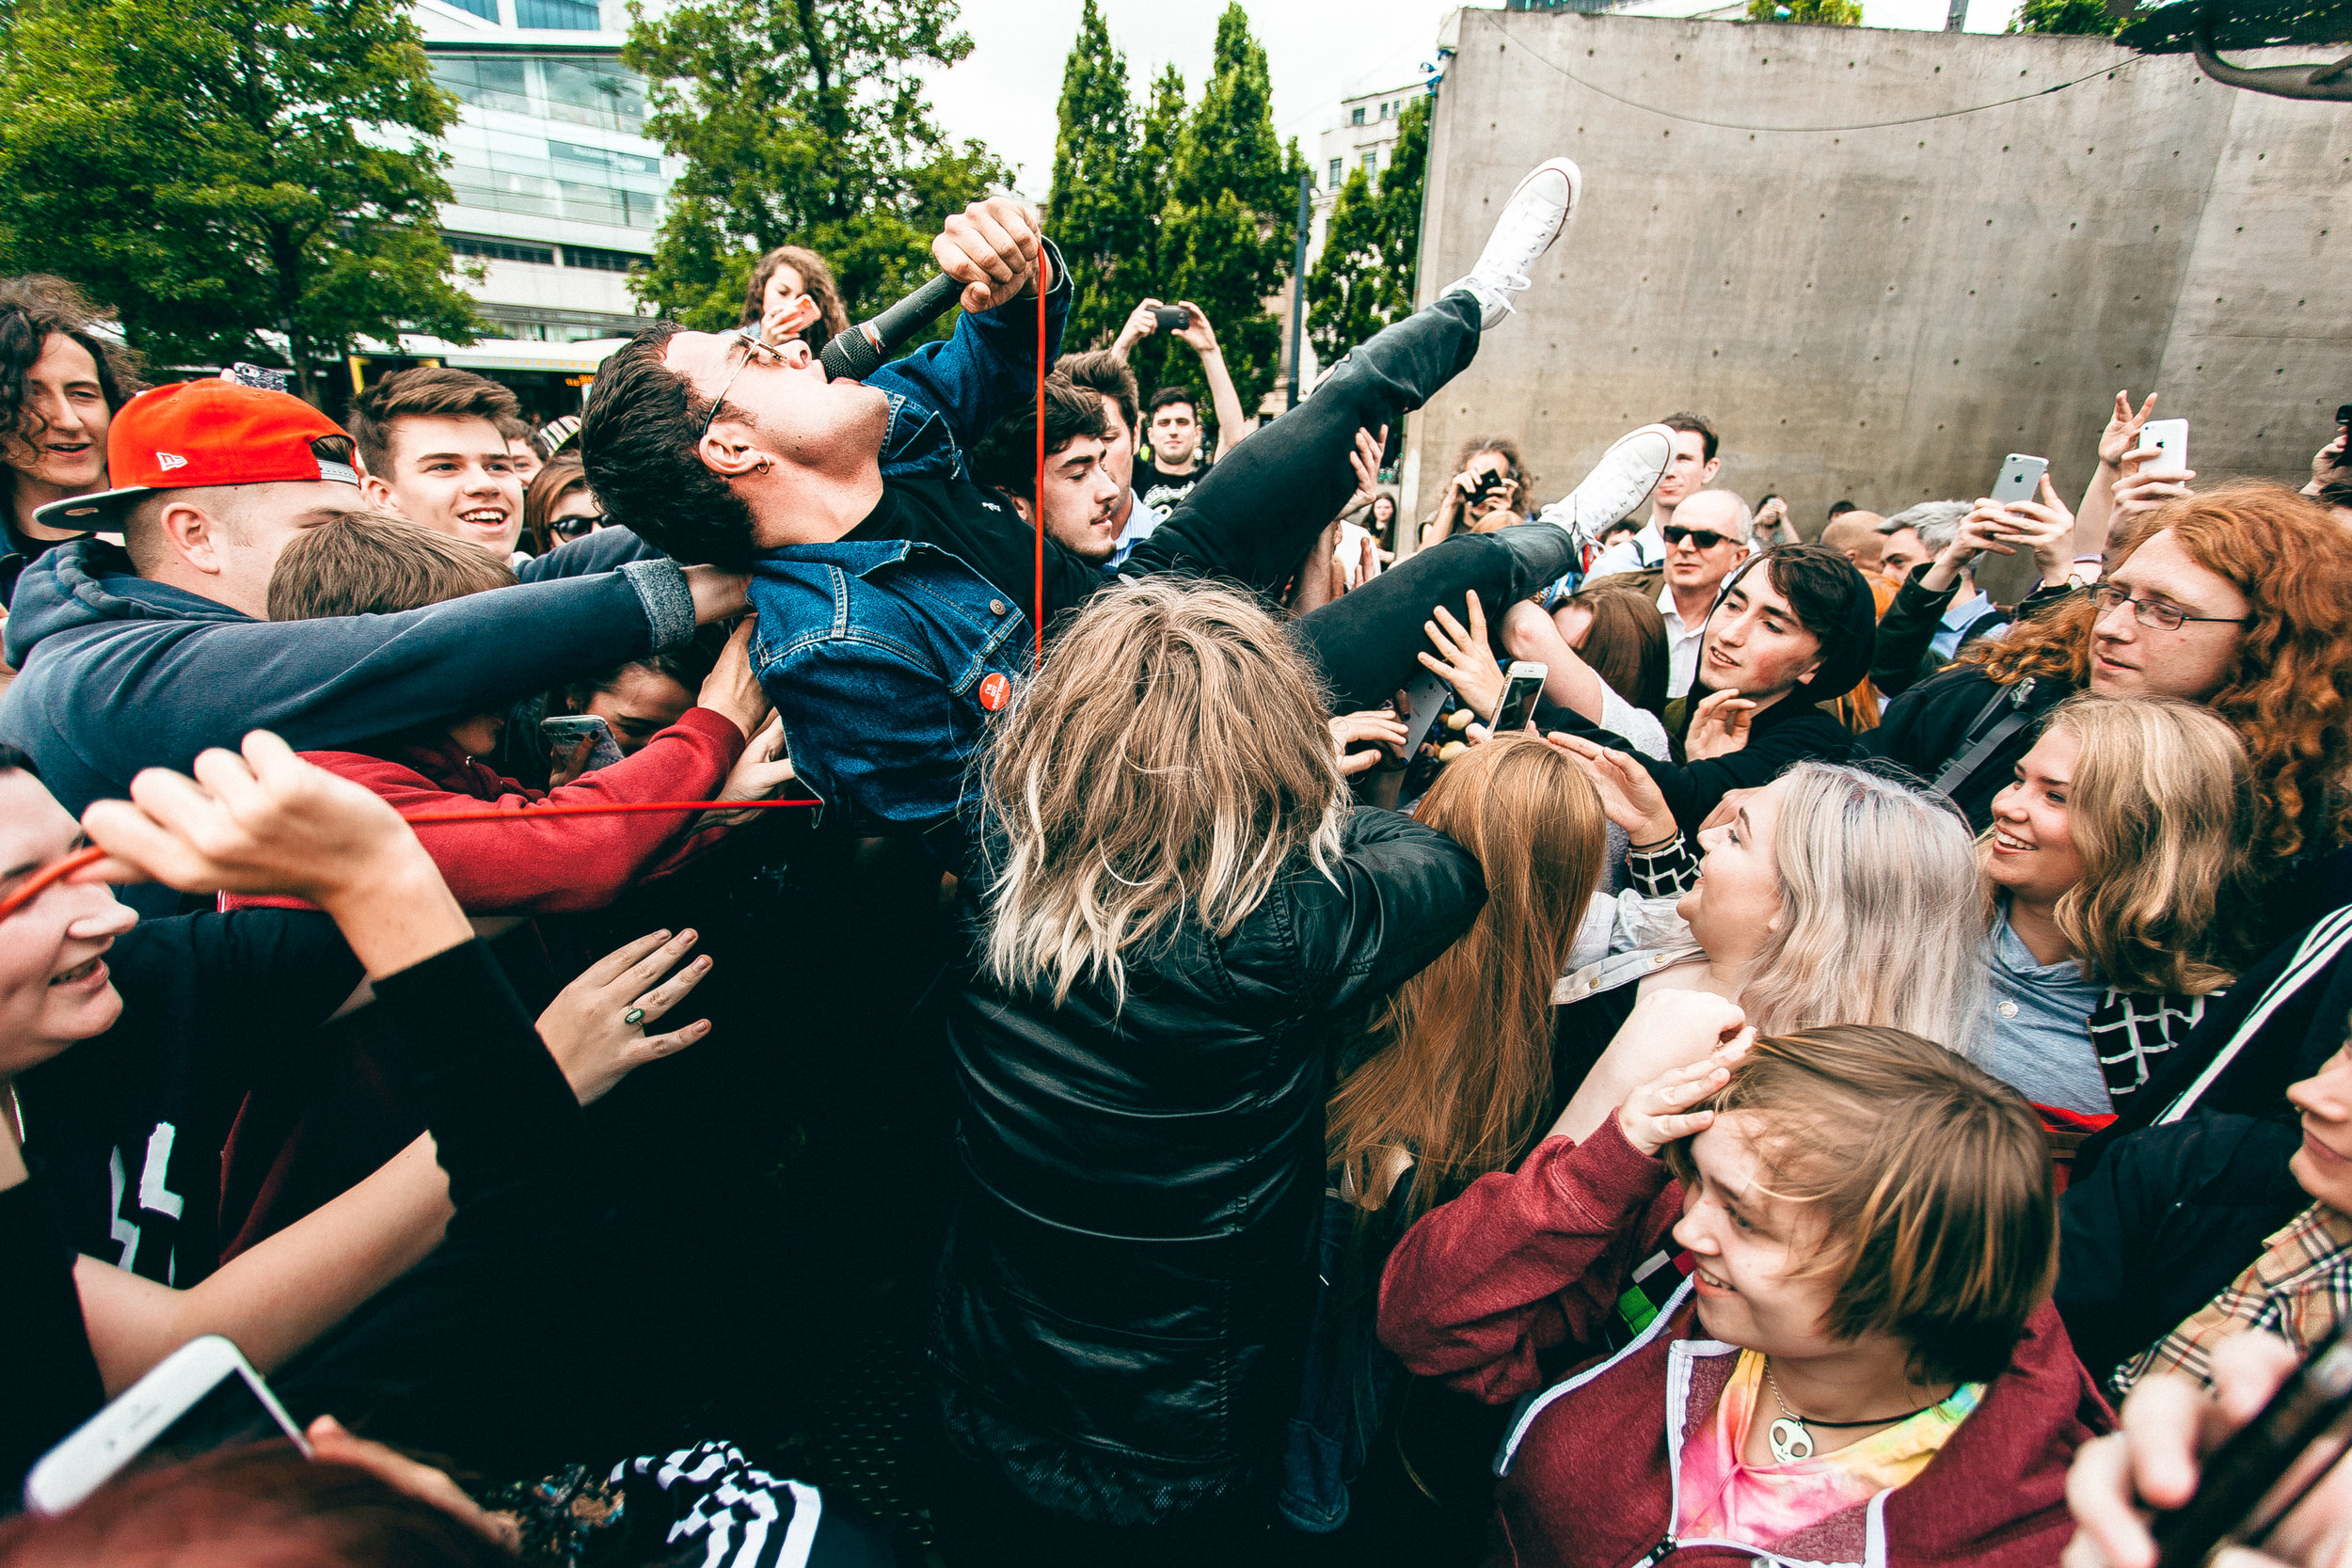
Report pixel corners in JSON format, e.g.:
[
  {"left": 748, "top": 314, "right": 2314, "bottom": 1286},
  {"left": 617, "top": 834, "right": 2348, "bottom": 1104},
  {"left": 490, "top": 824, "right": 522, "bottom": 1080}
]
[{"left": 34, "top": 375, "right": 359, "bottom": 531}]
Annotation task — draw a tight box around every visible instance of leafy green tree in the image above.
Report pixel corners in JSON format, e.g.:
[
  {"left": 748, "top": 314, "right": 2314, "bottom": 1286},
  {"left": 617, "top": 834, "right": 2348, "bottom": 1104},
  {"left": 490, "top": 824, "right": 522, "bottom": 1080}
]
[
  {"left": 1046, "top": 0, "right": 1144, "bottom": 354},
  {"left": 0, "top": 0, "right": 479, "bottom": 403},
  {"left": 2010, "top": 0, "right": 2124, "bottom": 34},
  {"left": 624, "top": 0, "right": 1010, "bottom": 332},
  {"left": 1745, "top": 0, "right": 1864, "bottom": 22},
  {"left": 1130, "top": 5, "right": 1299, "bottom": 418},
  {"left": 1307, "top": 94, "right": 1428, "bottom": 368}
]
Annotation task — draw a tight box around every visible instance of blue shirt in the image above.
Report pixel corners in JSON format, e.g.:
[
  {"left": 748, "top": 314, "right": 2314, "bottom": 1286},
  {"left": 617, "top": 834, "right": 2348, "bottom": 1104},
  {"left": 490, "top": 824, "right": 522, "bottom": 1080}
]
[
  {"left": 1931, "top": 589, "right": 1997, "bottom": 661},
  {"left": 1980, "top": 911, "right": 2111, "bottom": 1115},
  {"left": 744, "top": 259, "right": 1075, "bottom": 838}
]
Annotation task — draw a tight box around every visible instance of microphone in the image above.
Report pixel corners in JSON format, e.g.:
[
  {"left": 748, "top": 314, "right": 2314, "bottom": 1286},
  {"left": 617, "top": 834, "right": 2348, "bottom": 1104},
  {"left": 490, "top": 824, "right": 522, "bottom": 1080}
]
[{"left": 818, "top": 272, "right": 966, "bottom": 381}]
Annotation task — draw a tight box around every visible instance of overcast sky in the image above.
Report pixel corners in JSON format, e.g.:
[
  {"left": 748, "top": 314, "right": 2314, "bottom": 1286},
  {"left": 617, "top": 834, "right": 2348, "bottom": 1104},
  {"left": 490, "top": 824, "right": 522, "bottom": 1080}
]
[{"left": 924, "top": 0, "right": 2012, "bottom": 198}]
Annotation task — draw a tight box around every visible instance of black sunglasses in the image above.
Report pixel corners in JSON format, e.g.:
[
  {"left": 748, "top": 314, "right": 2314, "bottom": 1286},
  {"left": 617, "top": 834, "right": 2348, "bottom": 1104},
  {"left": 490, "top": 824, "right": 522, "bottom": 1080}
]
[
  {"left": 1662, "top": 526, "right": 1731, "bottom": 550},
  {"left": 550, "top": 515, "right": 607, "bottom": 540}
]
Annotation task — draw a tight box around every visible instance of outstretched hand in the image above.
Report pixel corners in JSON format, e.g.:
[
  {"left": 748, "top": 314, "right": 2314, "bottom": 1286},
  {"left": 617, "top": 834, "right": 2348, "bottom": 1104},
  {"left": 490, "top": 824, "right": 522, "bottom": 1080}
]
[
  {"left": 1684, "top": 689, "right": 1757, "bottom": 761},
  {"left": 2097, "top": 389, "right": 2160, "bottom": 470},
  {"left": 1418, "top": 593, "right": 1507, "bottom": 721},
  {"left": 535, "top": 927, "right": 714, "bottom": 1104},
  {"left": 934, "top": 198, "right": 1047, "bottom": 313},
  {"left": 1546, "top": 731, "right": 1676, "bottom": 846},
  {"left": 1330, "top": 708, "right": 1409, "bottom": 777}
]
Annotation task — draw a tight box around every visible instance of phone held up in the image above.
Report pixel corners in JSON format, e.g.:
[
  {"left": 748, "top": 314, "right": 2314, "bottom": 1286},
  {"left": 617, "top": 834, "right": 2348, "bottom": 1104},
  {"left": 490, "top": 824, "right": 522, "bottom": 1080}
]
[
  {"left": 2138, "top": 417, "right": 2190, "bottom": 474},
  {"left": 24, "top": 1336, "right": 309, "bottom": 1515},
  {"left": 1153, "top": 305, "right": 1189, "bottom": 334},
  {"left": 1972, "top": 453, "right": 2052, "bottom": 609},
  {"left": 541, "top": 714, "right": 625, "bottom": 774},
  {"left": 1492, "top": 661, "right": 1549, "bottom": 736},
  {"left": 2153, "top": 1322, "right": 2352, "bottom": 1567}
]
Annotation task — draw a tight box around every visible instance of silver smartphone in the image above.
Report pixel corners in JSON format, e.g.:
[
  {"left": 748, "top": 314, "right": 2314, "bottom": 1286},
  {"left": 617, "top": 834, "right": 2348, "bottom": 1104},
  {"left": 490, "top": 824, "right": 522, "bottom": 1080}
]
[
  {"left": 1974, "top": 453, "right": 2052, "bottom": 608},
  {"left": 24, "top": 1336, "right": 310, "bottom": 1514},
  {"left": 1492, "top": 660, "right": 1549, "bottom": 734},
  {"left": 541, "top": 714, "right": 624, "bottom": 773}
]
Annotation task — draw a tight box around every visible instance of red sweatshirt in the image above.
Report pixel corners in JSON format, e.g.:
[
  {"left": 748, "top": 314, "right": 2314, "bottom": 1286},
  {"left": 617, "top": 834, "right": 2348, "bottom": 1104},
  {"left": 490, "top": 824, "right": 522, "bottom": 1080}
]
[
  {"left": 1377, "top": 1117, "right": 2114, "bottom": 1568},
  {"left": 227, "top": 708, "right": 747, "bottom": 914}
]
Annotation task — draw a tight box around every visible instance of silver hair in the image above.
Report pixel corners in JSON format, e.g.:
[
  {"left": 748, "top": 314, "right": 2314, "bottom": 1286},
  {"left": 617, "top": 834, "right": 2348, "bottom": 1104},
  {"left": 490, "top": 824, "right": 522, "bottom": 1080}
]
[{"left": 1876, "top": 500, "right": 1973, "bottom": 553}]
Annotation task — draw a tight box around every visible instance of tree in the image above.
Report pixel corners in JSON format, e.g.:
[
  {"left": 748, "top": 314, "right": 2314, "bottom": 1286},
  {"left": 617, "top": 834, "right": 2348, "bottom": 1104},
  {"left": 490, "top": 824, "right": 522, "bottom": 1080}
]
[
  {"left": 0, "top": 0, "right": 480, "bottom": 403},
  {"left": 2010, "top": 0, "right": 2124, "bottom": 35},
  {"left": 1046, "top": 0, "right": 1144, "bottom": 355},
  {"left": 1745, "top": 0, "right": 1864, "bottom": 22},
  {"left": 1307, "top": 93, "right": 1429, "bottom": 369},
  {"left": 2115, "top": 0, "right": 2352, "bottom": 101},
  {"left": 1131, "top": 5, "right": 1299, "bottom": 418},
  {"left": 625, "top": 0, "right": 1011, "bottom": 333}
]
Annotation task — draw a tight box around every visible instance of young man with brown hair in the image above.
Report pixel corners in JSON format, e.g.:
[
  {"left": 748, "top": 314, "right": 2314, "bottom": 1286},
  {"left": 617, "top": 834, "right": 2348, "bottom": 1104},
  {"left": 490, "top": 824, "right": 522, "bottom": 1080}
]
[{"left": 350, "top": 367, "right": 530, "bottom": 559}]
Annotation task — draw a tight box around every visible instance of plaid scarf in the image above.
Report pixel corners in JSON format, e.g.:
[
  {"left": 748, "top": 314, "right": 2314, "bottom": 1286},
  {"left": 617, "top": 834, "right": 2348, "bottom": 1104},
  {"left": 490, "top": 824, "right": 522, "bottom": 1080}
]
[{"left": 2113, "top": 1201, "right": 2352, "bottom": 1399}]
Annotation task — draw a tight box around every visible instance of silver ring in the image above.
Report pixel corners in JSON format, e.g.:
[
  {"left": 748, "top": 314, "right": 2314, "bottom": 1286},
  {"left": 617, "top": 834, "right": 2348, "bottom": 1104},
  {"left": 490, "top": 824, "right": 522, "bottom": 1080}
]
[{"left": 623, "top": 1007, "right": 645, "bottom": 1027}]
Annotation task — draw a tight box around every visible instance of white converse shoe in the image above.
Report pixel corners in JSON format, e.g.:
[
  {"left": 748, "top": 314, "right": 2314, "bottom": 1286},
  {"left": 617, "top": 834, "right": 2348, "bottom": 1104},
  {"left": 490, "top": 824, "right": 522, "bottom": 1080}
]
[
  {"left": 1536, "top": 423, "right": 1675, "bottom": 546},
  {"left": 1444, "top": 157, "right": 1581, "bottom": 329}
]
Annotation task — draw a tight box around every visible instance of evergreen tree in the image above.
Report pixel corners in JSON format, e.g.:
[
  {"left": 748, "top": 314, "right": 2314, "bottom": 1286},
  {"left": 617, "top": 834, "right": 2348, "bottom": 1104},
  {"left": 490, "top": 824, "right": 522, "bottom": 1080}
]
[
  {"left": 2009, "top": 0, "right": 2124, "bottom": 33},
  {"left": 1307, "top": 94, "right": 1428, "bottom": 368},
  {"left": 1133, "top": 5, "right": 1298, "bottom": 418},
  {"left": 0, "top": 0, "right": 479, "bottom": 403},
  {"left": 1046, "top": 0, "right": 1142, "bottom": 353},
  {"left": 624, "top": 0, "right": 1010, "bottom": 332},
  {"left": 1745, "top": 0, "right": 1864, "bottom": 22}
]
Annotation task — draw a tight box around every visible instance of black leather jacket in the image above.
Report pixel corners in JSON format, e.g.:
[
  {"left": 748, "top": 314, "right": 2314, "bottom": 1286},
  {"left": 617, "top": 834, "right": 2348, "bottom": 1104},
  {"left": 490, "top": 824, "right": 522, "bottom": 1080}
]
[{"left": 935, "top": 806, "right": 1484, "bottom": 1523}]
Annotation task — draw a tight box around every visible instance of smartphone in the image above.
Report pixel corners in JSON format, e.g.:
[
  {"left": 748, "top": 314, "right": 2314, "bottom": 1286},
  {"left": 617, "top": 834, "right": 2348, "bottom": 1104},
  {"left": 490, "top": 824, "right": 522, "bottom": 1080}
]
[
  {"left": 24, "top": 1336, "right": 310, "bottom": 1515},
  {"left": 1492, "top": 660, "right": 1549, "bottom": 735},
  {"left": 2153, "top": 1323, "right": 2352, "bottom": 1566},
  {"left": 2137, "top": 418, "right": 2190, "bottom": 474},
  {"left": 1974, "top": 453, "right": 2053, "bottom": 608},
  {"left": 1153, "top": 305, "right": 1189, "bottom": 333},
  {"left": 541, "top": 714, "right": 624, "bottom": 773}
]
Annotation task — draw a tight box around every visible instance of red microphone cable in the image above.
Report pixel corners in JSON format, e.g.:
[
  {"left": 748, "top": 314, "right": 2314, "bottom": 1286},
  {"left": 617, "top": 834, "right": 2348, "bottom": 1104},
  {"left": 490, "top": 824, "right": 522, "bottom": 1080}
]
[
  {"left": 0, "top": 797, "right": 822, "bottom": 920},
  {"left": 1033, "top": 246, "right": 1048, "bottom": 671}
]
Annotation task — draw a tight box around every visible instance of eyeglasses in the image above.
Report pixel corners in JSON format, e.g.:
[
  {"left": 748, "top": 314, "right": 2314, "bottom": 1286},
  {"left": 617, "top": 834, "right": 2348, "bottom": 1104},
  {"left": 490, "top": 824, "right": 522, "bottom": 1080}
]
[
  {"left": 2089, "top": 581, "right": 2252, "bottom": 632},
  {"left": 1662, "top": 526, "right": 1731, "bottom": 550},
  {"left": 550, "top": 514, "right": 606, "bottom": 540},
  {"left": 699, "top": 328, "right": 782, "bottom": 446}
]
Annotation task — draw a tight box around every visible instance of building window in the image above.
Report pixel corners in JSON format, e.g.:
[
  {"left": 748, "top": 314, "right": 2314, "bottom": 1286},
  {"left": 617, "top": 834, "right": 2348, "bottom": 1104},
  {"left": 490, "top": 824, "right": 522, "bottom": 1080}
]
[
  {"left": 428, "top": 54, "right": 648, "bottom": 134},
  {"left": 515, "top": 0, "right": 601, "bottom": 28},
  {"left": 562, "top": 244, "right": 647, "bottom": 272},
  {"left": 1327, "top": 157, "right": 1342, "bottom": 189},
  {"left": 443, "top": 232, "right": 556, "bottom": 264},
  {"left": 440, "top": 0, "right": 498, "bottom": 19},
  {"left": 1361, "top": 150, "right": 1378, "bottom": 174},
  {"left": 1349, "top": 105, "right": 1365, "bottom": 125}
]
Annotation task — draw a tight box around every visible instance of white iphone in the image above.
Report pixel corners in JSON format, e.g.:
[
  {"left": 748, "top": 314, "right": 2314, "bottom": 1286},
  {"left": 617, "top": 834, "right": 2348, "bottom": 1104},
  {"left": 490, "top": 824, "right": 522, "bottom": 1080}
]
[
  {"left": 1492, "top": 660, "right": 1549, "bottom": 734},
  {"left": 24, "top": 1336, "right": 310, "bottom": 1515},
  {"left": 2137, "top": 418, "right": 2189, "bottom": 473}
]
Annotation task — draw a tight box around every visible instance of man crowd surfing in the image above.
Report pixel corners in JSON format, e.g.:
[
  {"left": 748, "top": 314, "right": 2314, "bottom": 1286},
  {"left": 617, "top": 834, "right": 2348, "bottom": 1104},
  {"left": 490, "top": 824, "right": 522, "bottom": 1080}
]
[{"left": 0, "top": 153, "right": 2349, "bottom": 1568}]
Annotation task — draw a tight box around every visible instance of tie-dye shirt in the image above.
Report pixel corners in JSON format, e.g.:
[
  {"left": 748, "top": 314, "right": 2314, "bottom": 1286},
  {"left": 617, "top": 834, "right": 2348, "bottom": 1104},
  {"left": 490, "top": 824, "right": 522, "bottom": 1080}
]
[{"left": 1676, "top": 1350, "right": 1983, "bottom": 1551}]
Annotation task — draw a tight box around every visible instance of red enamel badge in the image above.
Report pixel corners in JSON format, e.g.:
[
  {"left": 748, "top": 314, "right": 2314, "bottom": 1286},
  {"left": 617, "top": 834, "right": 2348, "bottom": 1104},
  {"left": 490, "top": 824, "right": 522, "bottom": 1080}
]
[{"left": 978, "top": 673, "right": 1010, "bottom": 712}]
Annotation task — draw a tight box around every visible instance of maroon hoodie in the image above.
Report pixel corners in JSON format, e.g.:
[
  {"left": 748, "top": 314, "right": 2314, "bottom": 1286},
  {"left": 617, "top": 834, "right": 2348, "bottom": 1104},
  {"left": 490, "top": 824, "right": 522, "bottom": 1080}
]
[{"left": 1377, "top": 1117, "right": 2113, "bottom": 1567}]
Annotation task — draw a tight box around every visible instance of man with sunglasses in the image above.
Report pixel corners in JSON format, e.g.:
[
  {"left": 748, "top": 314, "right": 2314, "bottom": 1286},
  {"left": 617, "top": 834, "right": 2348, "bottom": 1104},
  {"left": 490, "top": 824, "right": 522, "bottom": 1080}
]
[{"left": 1654, "top": 488, "right": 1755, "bottom": 699}]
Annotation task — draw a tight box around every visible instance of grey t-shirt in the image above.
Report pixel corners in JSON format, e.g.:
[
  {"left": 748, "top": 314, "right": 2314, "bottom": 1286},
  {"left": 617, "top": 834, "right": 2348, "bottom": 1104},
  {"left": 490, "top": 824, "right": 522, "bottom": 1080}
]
[{"left": 1979, "top": 912, "right": 2110, "bottom": 1115}]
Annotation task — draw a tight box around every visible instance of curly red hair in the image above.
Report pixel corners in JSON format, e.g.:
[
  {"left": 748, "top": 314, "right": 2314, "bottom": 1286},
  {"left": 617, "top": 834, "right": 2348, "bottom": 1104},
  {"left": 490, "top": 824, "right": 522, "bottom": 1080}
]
[{"left": 1969, "top": 482, "right": 2352, "bottom": 867}]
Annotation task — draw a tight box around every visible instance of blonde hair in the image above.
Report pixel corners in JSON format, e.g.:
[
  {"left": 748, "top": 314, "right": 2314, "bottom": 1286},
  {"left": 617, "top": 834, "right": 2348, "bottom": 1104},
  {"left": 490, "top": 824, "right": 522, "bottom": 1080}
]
[
  {"left": 1990, "top": 694, "right": 2250, "bottom": 995},
  {"left": 1736, "top": 763, "right": 1986, "bottom": 1047},
  {"left": 977, "top": 578, "right": 1348, "bottom": 1007},
  {"left": 1663, "top": 1025, "right": 2056, "bottom": 1385},
  {"left": 1327, "top": 738, "right": 1607, "bottom": 1221}
]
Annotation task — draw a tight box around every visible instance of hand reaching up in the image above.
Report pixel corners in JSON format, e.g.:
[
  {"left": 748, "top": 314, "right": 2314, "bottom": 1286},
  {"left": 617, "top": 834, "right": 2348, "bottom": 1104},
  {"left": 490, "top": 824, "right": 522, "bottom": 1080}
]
[{"left": 1547, "top": 731, "right": 1677, "bottom": 846}]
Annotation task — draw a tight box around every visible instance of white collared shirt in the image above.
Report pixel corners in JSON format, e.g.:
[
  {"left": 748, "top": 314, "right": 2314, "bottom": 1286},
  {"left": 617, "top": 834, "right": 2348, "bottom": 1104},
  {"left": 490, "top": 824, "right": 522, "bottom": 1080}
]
[{"left": 1661, "top": 579, "right": 1706, "bottom": 699}]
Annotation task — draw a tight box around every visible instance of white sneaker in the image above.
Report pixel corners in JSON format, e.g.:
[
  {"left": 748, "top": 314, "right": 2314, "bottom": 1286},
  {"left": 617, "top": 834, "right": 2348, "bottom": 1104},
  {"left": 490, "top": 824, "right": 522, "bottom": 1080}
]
[
  {"left": 1536, "top": 424, "right": 1675, "bottom": 546},
  {"left": 1444, "top": 157, "right": 1581, "bottom": 329}
]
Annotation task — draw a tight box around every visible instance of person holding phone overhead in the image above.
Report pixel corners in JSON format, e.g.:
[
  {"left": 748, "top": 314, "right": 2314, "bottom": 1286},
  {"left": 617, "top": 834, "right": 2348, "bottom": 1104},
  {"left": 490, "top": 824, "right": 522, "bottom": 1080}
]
[{"left": 1868, "top": 476, "right": 2079, "bottom": 703}]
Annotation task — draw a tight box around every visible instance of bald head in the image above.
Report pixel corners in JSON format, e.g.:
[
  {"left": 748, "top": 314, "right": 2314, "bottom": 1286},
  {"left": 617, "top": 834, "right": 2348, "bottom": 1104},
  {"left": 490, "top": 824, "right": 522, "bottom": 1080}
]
[
  {"left": 1675, "top": 488, "right": 1752, "bottom": 542},
  {"left": 1821, "top": 511, "right": 1886, "bottom": 572}
]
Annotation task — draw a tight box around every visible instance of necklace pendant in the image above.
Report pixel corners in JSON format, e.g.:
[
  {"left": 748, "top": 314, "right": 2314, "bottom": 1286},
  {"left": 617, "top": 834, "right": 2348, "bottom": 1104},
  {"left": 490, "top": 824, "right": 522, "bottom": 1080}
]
[{"left": 1767, "top": 1415, "right": 1814, "bottom": 1464}]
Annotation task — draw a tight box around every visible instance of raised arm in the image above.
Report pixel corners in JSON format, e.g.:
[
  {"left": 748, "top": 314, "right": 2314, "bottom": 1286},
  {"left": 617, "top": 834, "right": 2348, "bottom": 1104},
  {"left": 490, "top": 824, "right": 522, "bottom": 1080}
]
[{"left": 1174, "top": 302, "right": 1253, "bottom": 459}]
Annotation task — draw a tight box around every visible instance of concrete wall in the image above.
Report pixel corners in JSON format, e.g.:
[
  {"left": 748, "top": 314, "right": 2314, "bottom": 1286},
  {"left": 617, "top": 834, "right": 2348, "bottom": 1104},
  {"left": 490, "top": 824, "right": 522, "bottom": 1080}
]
[{"left": 1403, "top": 10, "right": 2352, "bottom": 539}]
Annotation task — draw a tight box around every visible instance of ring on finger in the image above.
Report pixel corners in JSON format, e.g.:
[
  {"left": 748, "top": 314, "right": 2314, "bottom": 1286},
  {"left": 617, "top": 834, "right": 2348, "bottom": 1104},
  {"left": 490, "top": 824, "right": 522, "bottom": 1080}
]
[{"left": 624, "top": 1006, "right": 646, "bottom": 1027}]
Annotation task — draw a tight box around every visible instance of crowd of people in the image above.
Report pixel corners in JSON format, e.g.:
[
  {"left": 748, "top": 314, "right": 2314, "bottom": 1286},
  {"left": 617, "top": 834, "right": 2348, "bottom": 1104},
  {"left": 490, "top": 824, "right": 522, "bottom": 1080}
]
[{"left": 0, "top": 153, "right": 2348, "bottom": 1568}]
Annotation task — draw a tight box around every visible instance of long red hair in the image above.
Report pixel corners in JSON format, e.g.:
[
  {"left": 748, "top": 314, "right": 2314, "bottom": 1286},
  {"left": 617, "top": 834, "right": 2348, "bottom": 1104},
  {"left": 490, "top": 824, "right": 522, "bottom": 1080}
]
[{"left": 1969, "top": 483, "right": 2352, "bottom": 867}]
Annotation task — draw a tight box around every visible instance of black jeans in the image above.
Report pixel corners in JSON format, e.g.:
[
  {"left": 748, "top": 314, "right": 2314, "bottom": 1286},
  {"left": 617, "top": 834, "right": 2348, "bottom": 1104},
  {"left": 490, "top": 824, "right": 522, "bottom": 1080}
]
[{"left": 1121, "top": 290, "right": 1582, "bottom": 716}]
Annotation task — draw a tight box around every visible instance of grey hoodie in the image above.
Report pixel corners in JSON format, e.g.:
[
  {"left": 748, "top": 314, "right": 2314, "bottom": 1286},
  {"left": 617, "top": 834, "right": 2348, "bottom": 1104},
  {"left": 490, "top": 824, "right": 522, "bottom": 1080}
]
[{"left": 0, "top": 527, "right": 694, "bottom": 904}]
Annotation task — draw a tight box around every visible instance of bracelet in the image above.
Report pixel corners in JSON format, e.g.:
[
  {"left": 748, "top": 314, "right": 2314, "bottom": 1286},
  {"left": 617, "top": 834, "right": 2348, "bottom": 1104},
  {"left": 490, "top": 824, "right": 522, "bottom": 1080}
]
[{"left": 1629, "top": 832, "right": 1680, "bottom": 852}]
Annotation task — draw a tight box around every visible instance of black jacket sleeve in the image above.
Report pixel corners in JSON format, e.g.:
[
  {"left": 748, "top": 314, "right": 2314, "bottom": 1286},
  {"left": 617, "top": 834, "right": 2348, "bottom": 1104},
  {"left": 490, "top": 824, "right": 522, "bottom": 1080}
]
[
  {"left": 0, "top": 1168, "right": 110, "bottom": 1497},
  {"left": 183, "top": 911, "right": 367, "bottom": 1085},
  {"left": 367, "top": 939, "right": 583, "bottom": 1229},
  {"left": 516, "top": 525, "right": 661, "bottom": 580},
  {"left": 1538, "top": 699, "right": 1852, "bottom": 833},
  {"left": 1289, "top": 806, "right": 1486, "bottom": 1014},
  {"left": 1869, "top": 566, "right": 1963, "bottom": 700}
]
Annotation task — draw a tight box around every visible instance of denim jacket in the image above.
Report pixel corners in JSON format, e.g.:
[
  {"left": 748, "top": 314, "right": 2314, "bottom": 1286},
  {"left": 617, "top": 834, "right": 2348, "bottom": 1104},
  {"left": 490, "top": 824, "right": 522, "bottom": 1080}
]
[{"left": 744, "top": 250, "right": 1069, "bottom": 833}]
